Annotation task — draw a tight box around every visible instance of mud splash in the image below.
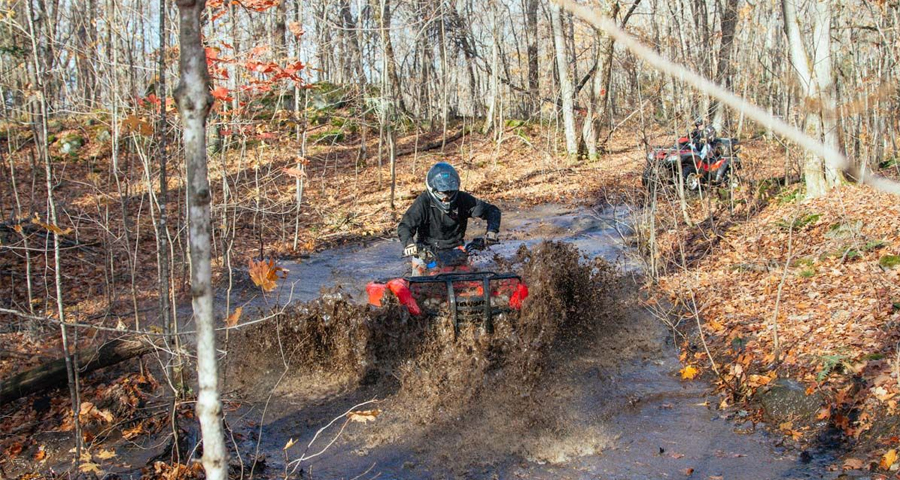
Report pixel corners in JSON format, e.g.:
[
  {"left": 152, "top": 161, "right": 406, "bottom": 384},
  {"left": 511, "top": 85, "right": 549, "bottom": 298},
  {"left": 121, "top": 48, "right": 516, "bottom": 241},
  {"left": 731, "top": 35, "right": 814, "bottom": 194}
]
[
  {"left": 227, "top": 241, "right": 619, "bottom": 471},
  {"left": 221, "top": 206, "right": 827, "bottom": 479}
]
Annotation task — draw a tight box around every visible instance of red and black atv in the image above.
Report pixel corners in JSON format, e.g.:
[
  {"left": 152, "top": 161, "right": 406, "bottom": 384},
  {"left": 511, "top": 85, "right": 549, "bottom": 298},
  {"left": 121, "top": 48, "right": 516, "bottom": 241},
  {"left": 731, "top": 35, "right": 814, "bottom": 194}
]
[
  {"left": 641, "top": 134, "right": 741, "bottom": 192},
  {"left": 365, "top": 239, "right": 528, "bottom": 338}
]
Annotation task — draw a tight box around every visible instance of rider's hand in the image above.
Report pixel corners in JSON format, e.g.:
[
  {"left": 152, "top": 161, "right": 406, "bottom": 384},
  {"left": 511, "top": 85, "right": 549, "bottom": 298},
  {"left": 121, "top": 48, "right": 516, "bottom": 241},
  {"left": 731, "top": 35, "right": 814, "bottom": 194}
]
[
  {"left": 485, "top": 231, "right": 499, "bottom": 245},
  {"left": 403, "top": 243, "right": 418, "bottom": 257}
]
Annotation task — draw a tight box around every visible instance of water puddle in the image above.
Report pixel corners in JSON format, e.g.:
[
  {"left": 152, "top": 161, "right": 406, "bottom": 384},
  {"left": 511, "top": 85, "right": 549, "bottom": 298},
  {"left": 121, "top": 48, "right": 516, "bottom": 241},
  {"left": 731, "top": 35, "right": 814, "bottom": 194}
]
[
  {"left": 220, "top": 204, "right": 634, "bottom": 310},
  {"left": 216, "top": 204, "right": 830, "bottom": 479}
]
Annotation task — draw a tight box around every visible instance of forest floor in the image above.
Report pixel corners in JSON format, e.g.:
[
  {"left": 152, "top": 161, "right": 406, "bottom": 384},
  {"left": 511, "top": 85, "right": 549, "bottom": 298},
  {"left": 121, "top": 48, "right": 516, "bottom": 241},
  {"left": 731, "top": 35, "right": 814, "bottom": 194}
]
[{"left": 2, "top": 116, "right": 900, "bottom": 477}]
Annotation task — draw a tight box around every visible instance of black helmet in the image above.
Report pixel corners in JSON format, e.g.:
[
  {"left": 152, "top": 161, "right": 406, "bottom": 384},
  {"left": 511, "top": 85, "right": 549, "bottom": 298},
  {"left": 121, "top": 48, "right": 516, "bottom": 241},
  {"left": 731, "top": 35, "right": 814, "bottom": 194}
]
[
  {"left": 426, "top": 162, "right": 460, "bottom": 212},
  {"left": 693, "top": 117, "right": 704, "bottom": 127},
  {"left": 703, "top": 125, "right": 717, "bottom": 141}
]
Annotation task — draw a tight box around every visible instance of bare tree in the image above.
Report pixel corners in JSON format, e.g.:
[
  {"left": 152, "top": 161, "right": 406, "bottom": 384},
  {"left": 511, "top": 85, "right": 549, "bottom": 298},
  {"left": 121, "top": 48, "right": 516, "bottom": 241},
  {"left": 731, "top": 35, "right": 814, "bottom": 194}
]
[
  {"left": 24, "top": 0, "right": 83, "bottom": 459},
  {"left": 525, "top": 0, "right": 540, "bottom": 116},
  {"left": 711, "top": 0, "right": 740, "bottom": 129},
  {"left": 550, "top": 1, "right": 578, "bottom": 156},
  {"left": 782, "top": 0, "right": 841, "bottom": 197},
  {"left": 173, "top": 0, "right": 228, "bottom": 476}
]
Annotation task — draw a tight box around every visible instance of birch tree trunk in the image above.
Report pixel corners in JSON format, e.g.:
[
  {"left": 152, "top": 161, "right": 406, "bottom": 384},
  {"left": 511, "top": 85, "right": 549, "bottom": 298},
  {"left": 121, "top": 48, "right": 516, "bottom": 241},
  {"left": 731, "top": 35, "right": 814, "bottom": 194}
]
[
  {"left": 781, "top": 0, "right": 829, "bottom": 198},
  {"left": 811, "top": 0, "right": 844, "bottom": 187},
  {"left": 173, "top": 0, "right": 228, "bottom": 476},
  {"left": 550, "top": 1, "right": 578, "bottom": 156}
]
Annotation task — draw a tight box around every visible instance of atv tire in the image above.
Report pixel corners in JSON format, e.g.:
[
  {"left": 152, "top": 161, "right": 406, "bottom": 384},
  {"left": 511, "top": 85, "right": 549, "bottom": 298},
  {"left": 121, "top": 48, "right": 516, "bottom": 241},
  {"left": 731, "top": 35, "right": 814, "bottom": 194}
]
[{"left": 681, "top": 164, "right": 702, "bottom": 193}]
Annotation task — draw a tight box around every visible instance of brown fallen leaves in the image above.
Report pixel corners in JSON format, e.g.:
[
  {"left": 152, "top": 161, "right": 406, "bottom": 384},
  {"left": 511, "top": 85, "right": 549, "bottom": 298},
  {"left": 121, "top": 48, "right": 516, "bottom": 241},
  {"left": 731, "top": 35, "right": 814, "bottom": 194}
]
[
  {"left": 145, "top": 460, "right": 205, "bottom": 480},
  {"left": 79, "top": 401, "right": 114, "bottom": 424},
  {"left": 226, "top": 306, "right": 243, "bottom": 327},
  {"left": 79, "top": 462, "right": 103, "bottom": 474},
  {"left": 655, "top": 184, "right": 900, "bottom": 455},
  {"left": 347, "top": 409, "right": 381, "bottom": 424},
  {"left": 31, "top": 215, "right": 73, "bottom": 235},
  {"left": 680, "top": 365, "right": 700, "bottom": 380},
  {"left": 881, "top": 449, "right": 898, "bottom": 470},
  {"left": 248, "top": 258, "right": 288, "bottom": 292}
]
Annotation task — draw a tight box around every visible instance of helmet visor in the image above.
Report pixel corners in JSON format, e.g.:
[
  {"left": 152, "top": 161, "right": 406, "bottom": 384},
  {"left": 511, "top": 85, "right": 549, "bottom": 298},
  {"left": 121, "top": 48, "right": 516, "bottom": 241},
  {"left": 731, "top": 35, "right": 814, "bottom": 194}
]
[{"left": 434, "top": 189, "right": 457, "bottom": 203}]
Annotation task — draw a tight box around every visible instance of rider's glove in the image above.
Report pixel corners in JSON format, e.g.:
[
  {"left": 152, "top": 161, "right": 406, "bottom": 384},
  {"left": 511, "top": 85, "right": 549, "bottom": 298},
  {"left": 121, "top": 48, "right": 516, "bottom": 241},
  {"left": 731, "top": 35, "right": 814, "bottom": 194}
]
[
  {"left": 403, "top": 243, "right": 418, "bottom": 257},
  {"left": 485, "top": 231, "right": 499, "bottom": 245}
]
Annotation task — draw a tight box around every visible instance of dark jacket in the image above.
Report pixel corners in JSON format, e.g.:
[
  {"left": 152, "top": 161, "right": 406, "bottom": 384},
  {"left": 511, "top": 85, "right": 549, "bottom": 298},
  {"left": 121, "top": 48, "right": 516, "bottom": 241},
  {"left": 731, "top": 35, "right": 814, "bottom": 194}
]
[{"left": 398, "top": 191, "right": 501, "bottom": 250}]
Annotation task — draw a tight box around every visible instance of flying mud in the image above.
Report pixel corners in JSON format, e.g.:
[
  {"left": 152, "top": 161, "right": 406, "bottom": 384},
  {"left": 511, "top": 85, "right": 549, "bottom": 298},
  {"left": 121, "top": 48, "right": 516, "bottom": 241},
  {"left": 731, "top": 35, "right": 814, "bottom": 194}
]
[{"left": 227, "top": 241, "right": 626, "bottom": 473}]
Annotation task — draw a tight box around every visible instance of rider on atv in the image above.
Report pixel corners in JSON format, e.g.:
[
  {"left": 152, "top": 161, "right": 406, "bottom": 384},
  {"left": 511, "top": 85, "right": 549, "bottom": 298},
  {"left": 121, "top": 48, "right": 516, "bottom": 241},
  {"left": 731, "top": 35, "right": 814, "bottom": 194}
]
[
  {"left": 689, "top": 119, "right": 732, "bottom": 185},
  {"left": 398, "top": 162, "right": 501, "bottom": 276}
]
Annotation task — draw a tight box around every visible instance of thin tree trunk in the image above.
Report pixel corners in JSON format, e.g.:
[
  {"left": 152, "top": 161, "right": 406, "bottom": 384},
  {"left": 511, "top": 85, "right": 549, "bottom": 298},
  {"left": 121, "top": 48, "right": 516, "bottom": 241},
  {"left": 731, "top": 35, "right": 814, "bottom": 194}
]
[
  {"left": 373, "top": 0, "right": 403, "bottom": 113},
  {"left": 525, "top": 0, "right": 539, "bottom": 116},
  {"left": 25, "top": 0, "right": 82, "bottom": 459},
  {"left": 584, "top": 1, "right": 620, "bottom": 159},
  {"left": 483, "top": 2, "right": 499, "bottom": 134},
  {"left": 157, "top": 0, "right": 174, "bottom": 387},
  {"left": 811, "top": 0, "right": 843, "bottom": 187},
  {"left": 550, "top": 1, "right": 578, "bottom": 156},
  {"left": 274, "top": 0, "right": 286, "bottom": 55},
  {"left": 711, "top": 0, "right": 740, "bottom": 129},
  {"left": 173, "top": 0, "right": 228, "bottom": 476},
  {"left": 782, "top": 0, "right": 829, "bottom": 197}
]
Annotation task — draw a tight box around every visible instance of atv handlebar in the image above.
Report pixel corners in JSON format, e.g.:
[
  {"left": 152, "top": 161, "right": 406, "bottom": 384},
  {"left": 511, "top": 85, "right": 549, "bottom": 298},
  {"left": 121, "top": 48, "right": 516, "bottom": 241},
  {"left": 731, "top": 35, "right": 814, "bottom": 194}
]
[{"left": 404, "top": 237, "right": 494, "bottom": 260}]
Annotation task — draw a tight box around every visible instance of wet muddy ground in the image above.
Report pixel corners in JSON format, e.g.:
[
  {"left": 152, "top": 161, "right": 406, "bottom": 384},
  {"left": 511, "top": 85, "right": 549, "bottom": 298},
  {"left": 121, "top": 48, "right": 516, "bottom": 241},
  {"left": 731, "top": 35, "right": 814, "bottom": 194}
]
[{"left": 217, "top": 205, "right": 832, "bottom": 479}]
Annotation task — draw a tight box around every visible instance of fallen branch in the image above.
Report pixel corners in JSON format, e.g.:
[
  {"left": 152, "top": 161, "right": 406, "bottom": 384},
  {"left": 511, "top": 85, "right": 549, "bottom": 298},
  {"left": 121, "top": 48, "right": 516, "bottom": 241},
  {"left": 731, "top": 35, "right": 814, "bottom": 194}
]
[
  {"left": 395, "top": 128, "right": 467, "bottom": 158},
  {"left": 0, "top": 339, "right": 154, "bottom": 405}
]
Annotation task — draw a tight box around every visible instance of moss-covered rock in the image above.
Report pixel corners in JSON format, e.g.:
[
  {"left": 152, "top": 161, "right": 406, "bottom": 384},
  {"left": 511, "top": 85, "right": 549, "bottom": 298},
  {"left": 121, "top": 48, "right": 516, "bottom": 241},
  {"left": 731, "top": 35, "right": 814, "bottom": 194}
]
[
  {"left": 757, "top": 378, "right": 824, "bottom": 427},
  {"left": 879, "top": 254, "right": 900, "bottom": 269}
]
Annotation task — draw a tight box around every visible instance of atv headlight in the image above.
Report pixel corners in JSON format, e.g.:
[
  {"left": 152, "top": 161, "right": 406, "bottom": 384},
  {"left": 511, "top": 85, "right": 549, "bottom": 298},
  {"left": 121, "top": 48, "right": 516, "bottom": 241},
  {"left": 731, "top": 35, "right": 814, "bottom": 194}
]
[{"left": 666, "top": 154, "right": 679, "bottom": 163}]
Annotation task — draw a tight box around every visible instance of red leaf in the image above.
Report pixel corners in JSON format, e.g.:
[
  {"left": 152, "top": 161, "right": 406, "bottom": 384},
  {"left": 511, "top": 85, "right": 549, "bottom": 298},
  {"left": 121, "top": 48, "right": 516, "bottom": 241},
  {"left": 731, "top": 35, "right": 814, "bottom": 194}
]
[
  {"left": 210, "top": 8, "right": 227, "bottom": 22},
  {"left": 249, "top": 45, "right": 269, "bottom": 57},
  {"left": 211, "top": 86, "right": 233, "bottom": 102},
  {"left": 283, "top": 167, "right": 306, "bottom": 178}
]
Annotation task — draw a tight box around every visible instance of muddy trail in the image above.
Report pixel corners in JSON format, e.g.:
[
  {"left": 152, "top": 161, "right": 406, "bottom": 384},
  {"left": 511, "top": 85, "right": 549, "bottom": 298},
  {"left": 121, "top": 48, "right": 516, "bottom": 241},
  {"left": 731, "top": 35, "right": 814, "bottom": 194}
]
[{"left": 214, "top": 206, "right": 831, "bottom": 479}]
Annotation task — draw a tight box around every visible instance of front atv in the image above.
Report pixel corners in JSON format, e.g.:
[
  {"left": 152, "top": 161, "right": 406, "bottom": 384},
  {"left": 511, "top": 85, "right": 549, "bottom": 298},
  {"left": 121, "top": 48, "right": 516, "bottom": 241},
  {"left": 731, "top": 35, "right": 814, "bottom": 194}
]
[{"left": 365, "top": 240, "right": 528, "bottom": 337}]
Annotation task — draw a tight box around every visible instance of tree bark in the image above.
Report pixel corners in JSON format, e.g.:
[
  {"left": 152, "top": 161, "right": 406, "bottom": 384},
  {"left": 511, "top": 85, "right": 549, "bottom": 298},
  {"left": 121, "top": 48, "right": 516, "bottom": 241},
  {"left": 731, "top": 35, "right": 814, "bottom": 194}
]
[
  {"left": 525, "top": 0, "right": 540, "bottom": 116},
  {"left": 782, "top": 0, "right": 829, "bottom": 198},
  {"left": 811, "top": 0, "right": 843, "bottom": 187},
  {"left": 711, "top": 0, "right": 740, "bottom": 129},
  {"left": 274, "top": 0, "right": 287, "bottom": 56},
  {"left": 550, "top": 1, "right": 578, "bottom": 156},
  {"left": 373, "top": 0, "right": 404, "bottom": 113},
  {"left": 173, "top": 0, "right": 228, "bottom": 476},
  {"left": 583, "top": 1, "right": 620, "bottom": 159},
  {"left": 25, "top": 0, "right": 83, "bottom": 457}
]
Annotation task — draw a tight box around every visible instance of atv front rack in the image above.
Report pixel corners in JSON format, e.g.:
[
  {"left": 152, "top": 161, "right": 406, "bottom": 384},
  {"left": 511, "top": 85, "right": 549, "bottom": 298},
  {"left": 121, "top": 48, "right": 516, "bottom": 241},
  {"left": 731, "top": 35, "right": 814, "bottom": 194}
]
[{"left": 406, "top": 271, "right": 522, "bottom": 334}]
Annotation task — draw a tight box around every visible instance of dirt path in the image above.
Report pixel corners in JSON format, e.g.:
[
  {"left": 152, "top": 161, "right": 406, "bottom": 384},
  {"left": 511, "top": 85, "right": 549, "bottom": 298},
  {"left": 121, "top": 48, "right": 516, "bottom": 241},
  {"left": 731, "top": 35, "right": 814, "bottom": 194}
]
[{"left": 217, "top": 205, "right": 829, "bottom": 479}]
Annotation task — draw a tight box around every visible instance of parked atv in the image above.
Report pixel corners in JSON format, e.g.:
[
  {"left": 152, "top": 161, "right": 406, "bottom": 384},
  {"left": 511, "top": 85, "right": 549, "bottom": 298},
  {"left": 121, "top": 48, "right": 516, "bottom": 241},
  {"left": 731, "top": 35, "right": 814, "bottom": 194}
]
[
  {"left": 366, "top": 238, "right": 528, "bottom": 338},
  {"left": 642, "top": 133, "right": 741, "bottom": 192}
]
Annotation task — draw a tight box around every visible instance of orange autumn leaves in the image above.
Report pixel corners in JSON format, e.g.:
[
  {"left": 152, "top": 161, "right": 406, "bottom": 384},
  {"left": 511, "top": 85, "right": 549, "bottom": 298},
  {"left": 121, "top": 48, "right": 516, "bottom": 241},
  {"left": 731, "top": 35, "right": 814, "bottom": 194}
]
[
  {"left": 248, "top": 258, "right": 287, "bottom": 293},
  {"left": 223, "top": 257, "right": 288, "bottom": 328}
]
